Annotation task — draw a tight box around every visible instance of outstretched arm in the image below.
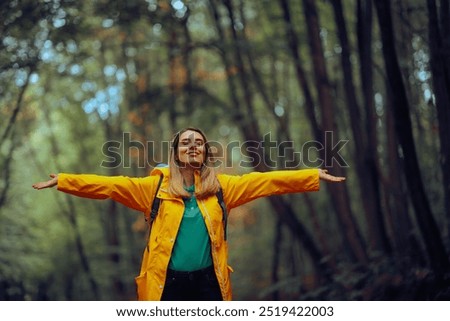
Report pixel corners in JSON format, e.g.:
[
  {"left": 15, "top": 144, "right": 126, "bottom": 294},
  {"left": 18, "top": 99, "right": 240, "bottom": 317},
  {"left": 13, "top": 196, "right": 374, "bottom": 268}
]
[
  {"left": 318, "top": 169, "right": 346, "bottom": 182},
  {"left": 219, "top": 168, "right": 346, "bottom": 209},
  {"left": 32, "top": 174, "right": 58, "bottom": 190},
  {"left": 32, "top": 173, "right": 158, "bottom": 213}
]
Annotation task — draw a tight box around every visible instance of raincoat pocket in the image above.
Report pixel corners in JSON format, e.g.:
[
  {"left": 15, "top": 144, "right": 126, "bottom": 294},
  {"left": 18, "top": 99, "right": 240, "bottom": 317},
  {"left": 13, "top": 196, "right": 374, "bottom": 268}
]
[{"left": 135, "top": 272, "right": 148, "bottom": 300}]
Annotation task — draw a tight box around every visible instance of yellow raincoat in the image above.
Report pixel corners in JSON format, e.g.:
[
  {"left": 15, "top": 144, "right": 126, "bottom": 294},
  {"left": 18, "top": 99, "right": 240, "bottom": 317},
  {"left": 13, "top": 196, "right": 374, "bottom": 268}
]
[{"left": 57, "top": 167, "right": 320, "bottom": 300}]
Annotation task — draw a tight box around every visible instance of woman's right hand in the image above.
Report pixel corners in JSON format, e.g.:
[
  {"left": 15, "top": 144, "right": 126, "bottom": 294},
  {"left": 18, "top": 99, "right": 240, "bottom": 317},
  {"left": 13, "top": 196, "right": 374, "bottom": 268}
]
[{"left": 32, "top": 174, "right": 58, "bottom": 190}]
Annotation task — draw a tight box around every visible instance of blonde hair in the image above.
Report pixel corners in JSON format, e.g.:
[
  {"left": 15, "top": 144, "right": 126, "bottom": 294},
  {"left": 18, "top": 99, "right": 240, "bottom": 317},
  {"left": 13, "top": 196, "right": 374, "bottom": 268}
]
[{"left": 168, "top": 127, "right": 220, "bottom": 199}]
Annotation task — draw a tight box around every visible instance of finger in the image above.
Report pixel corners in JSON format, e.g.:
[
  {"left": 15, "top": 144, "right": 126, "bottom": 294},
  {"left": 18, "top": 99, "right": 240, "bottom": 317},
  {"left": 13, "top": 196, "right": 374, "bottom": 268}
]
[
  {"left": 33, "top": 182, "right": 48, "bottom": 190},
  {"left": 327, "top": 176, "right": 345, "bottom": 182}
]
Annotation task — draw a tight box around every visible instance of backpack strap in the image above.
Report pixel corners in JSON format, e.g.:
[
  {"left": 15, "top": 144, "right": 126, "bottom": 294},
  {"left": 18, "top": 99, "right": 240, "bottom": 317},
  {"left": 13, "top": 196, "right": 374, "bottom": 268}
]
[
  {"left": 145, "top": 174, "right": 163, "bottom": 252},
  {"left": 149, "top": 174, "right": 164, "bottom": 225},
  {"left": 216, "top": 187, "right": 228, "bottom": 241}
]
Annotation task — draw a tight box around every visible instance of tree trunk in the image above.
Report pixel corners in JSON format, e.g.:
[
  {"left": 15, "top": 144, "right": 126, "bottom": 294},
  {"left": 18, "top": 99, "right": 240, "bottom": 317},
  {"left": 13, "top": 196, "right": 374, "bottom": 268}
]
[
  {"left": 385, "top": 97, "right": 424, "bottom": 263},
  {"left": 0, "top": 66, "right": 33, "bottom": 208},
  {"left": 374, "top": 0, "right": 449, "bottom": 275},
  {"left": 43, "top": 111, "right": 101, "bottom": 299},
  {"left": 209, "top": 0, "right": 333, "bottom": 281},
  {"left": 426, "top": 0, "right": 450, "bottom": 240},
  {"left": 331, "top": 0, "right": 391, "bottom": 255},
  {"left": 279, "top": 0, "right": 367, "bottom": 264},
  {"left": 236, "top": 1, "right": 291, "bottom": 141},
  {"left": 300, "top": 0, "right": 368, "bottom": 263},
  {"left": 278, "top": 0, "right": 321, "bottom": 141}
]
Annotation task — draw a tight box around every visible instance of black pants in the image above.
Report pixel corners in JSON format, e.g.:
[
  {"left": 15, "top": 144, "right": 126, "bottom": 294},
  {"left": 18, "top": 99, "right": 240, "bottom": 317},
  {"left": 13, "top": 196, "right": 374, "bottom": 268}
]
[{"left": 161, "top": 265, "right": 223, "bottom": 301}]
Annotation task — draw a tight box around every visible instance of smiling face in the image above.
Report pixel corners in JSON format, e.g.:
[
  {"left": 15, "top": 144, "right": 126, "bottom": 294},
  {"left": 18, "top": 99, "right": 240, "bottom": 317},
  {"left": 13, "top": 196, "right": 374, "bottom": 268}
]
[{"left": 175, "top": 129, "right": 206, "bottom": 169}]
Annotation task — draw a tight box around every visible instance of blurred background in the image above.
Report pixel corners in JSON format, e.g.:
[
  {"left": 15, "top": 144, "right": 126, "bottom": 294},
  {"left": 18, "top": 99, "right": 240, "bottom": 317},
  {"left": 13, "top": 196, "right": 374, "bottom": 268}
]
[{"left": 1, "top": 0, "right": 450, "bottom": 300}]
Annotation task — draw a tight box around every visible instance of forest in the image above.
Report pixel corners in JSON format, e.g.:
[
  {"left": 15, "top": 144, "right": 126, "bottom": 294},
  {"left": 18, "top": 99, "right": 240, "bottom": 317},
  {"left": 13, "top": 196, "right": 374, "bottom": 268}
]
[{"left": 1, "top": 0, "right": 450, "bottom": 300}]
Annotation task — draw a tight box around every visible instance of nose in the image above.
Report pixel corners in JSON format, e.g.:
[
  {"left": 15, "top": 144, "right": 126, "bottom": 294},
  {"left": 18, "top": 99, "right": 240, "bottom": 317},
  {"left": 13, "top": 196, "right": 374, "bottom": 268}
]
[{"left": 186, "top": 144, "right": 200, "bottom": 153}]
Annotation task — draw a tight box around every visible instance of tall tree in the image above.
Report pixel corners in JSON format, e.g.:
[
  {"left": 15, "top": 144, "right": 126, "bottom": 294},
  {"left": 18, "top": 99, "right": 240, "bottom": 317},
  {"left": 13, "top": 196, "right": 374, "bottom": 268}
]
[
  {"left": 41, "top": 101, "right": 100, "bottom": 299},
  {"left": 0, "top": 67, "right": 33, "bottom": 209},
  {"left": 331, "top": 0, "right": 391, "bottom": 254},
  {"left": 374, "top": 0, "right": 449, "bottom": 275},
  {"left": 282, "top": 0, "right": 367, "bottom": 263},
  {"left": 426, "top": 0, "right": 450, "bottom": 238},
  {"left": 209, "top": 0, "right": 334, "bottom": 282}
]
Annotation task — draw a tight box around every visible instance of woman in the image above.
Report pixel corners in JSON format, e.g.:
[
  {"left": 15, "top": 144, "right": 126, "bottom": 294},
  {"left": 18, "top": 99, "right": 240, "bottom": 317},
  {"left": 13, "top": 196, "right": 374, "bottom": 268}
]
[{"left": 33, "top": 127, "right": 345, "bottom": 301}]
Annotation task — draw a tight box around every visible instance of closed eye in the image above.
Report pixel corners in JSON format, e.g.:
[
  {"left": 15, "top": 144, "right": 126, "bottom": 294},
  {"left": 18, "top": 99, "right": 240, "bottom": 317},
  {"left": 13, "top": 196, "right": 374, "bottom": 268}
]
[{"left": 180, "top": 139, "right": 204, "bottom": 146}]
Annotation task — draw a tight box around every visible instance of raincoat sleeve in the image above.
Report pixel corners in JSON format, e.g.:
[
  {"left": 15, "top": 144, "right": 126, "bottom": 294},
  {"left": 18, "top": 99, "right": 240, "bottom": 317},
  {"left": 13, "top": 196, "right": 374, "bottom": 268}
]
[
  {"left": 57, "top": 173, "right": 156, "bottom": 213},
  {"left": 218, "top": 169, "right": 320, "bottom": 209}
]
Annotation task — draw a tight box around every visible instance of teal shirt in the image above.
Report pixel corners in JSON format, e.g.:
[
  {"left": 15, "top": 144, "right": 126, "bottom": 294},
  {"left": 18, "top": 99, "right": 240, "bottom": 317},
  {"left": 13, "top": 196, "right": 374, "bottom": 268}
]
[{"left": 168, "top": 185, "right": 213, "bottom": 271}]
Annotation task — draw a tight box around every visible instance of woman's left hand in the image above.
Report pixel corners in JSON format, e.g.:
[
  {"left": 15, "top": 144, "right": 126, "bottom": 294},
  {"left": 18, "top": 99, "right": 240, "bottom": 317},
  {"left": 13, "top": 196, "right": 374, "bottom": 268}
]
[{"left": 319, "top": 169, "right": 346, "bottom": 182}]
